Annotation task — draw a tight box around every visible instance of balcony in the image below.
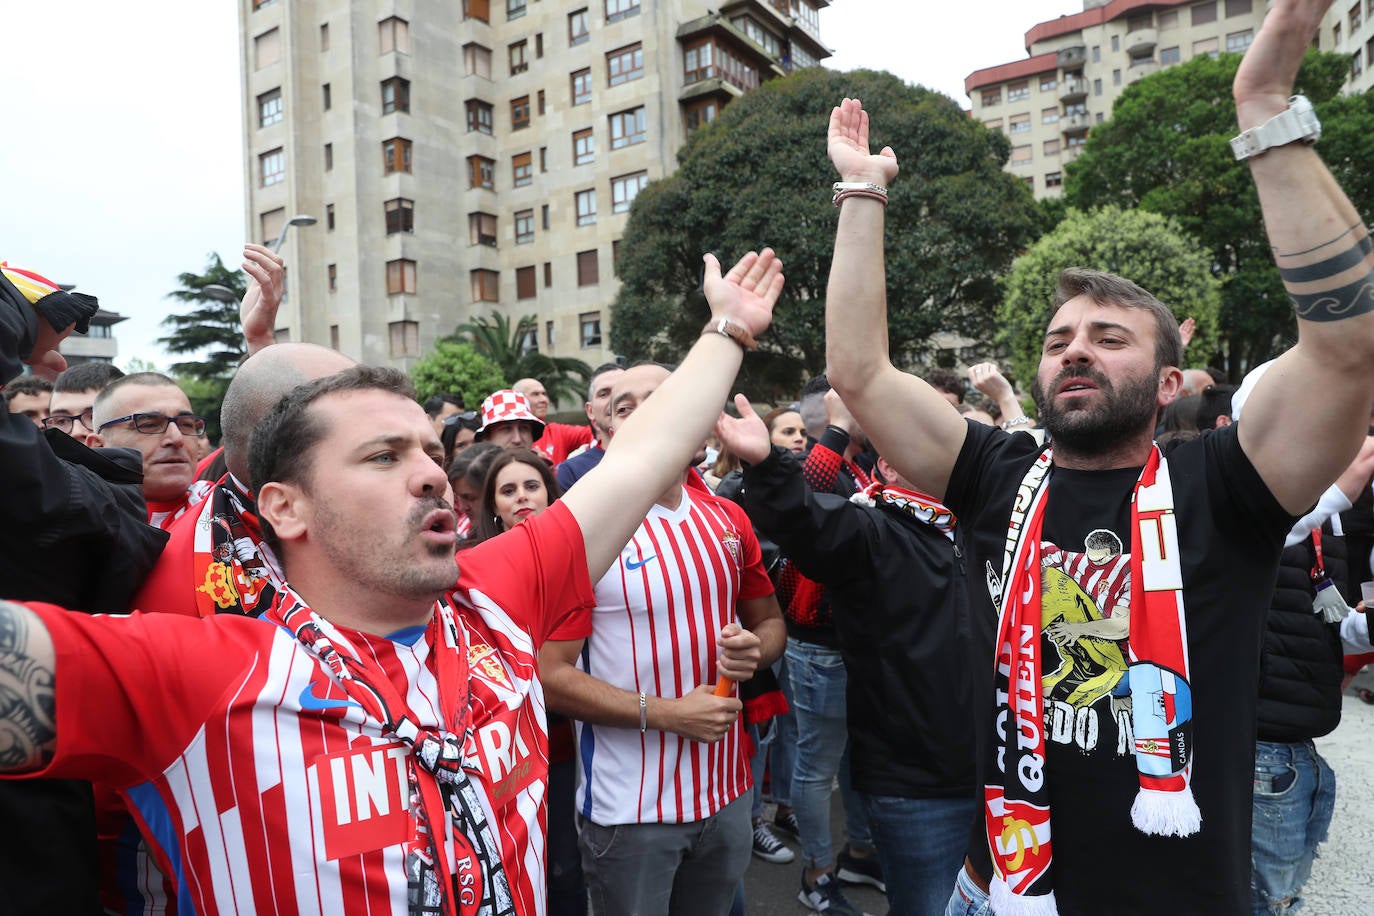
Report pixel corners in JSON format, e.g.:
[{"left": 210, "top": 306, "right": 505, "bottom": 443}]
[
  {"left": 1126, "top": 59, "right": 1160, "bottom": 83},
  {"left": 1126, "top": 27, "right": 1157, "bottom": 55},
  {"left": 1058, "top": 77, "right": 1088, "bottom": 103},
  {"left": 1061, "top": 144, "right": 1083, "bottom": 164},
  {"left": 1056, "top": 45, "right": 1086, "bottom": 70},
  {"left": 1061, "top": 112, "right": 1090, "bottom": 135}
]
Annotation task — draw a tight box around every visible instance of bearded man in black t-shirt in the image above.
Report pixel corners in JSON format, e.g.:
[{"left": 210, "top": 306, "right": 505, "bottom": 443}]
[{"left": 820, "top": 2, "right": 1374, "bottom": 914}]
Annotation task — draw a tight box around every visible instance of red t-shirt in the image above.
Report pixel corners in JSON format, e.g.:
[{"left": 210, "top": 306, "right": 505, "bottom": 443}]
[{"left": 532, "top": 422, "right": 594, "bottom": 466}]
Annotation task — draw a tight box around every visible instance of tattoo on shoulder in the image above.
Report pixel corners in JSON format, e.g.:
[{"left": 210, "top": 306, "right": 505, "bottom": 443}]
[
  {"left": 1277, "top": 224, "right": 1374, "bottom": 322},
  {"left": 0, "top": 601, "right": 56, "bottom": 771}
]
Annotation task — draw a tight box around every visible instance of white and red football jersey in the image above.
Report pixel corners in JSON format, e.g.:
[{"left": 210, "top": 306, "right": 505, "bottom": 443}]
[
  {"left": 23, "top": 501, "right": 594, "bottom": 916},
  {"left": 146, "top": 479, "right": 216, "bottom": 531},
  {"left": 573, "top": 485, "right": 773, "bottom": 825}
]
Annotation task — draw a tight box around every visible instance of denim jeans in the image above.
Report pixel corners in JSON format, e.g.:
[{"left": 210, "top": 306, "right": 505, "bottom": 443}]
[
  {"left": 750, "top": 657, "right": 796, "bottom": 818},
  {"left": 1251, "top": 739, "right": 1336, "bottom": 915},
  {"left": 786, "top": 638, "right": 872, "bottom": 868},
  {"left": 864, "top": 793, "right": 978, "bottom": 916},
  {"left": 942, "top": 864, "right": 991, "bottom": 916}
]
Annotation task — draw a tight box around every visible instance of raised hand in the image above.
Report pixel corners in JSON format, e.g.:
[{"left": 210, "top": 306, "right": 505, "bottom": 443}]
[
  {"left": 828, "top": 97, "right": 899, "bottom": 185},
  {"left": 702, "top": 248, "right": 784, "bottom": 340},
  {"left": 1234, "top": 0, "right": 1331, "bottom": 116},
  {"left": 1178, "top": 316, "right": 1196, "bottom": 349},
  {"left": 714, "top": 393, "right": 771, "bottom": 464},
  {"left": 967, "top": 362, "right": 1014, "bottom": 401},
  {"left": 239, "top": 244, "right": 285, "bottom": 355}
]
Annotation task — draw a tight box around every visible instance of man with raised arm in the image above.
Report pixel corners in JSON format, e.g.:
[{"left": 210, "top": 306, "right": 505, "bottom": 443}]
[
  {"left": 0, "top": 249, "right": 782, "bottom": 916},
  {"left": 824, "top": 3, "right": 1373, "bottom": 914}
]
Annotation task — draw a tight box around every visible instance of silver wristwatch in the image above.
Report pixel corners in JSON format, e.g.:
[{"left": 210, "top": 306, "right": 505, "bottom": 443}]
[{"left": 1229, "top": 95, "right": 1321, "bottom": 161}]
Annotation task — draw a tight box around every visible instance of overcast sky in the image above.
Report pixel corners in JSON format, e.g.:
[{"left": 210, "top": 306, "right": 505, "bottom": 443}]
[{"left": 0, "top": 0, "right": 1079, "bottom": 371}]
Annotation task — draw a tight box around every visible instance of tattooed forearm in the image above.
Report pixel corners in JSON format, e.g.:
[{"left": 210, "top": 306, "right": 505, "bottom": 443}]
[
  {"left": 1276, "top": 223, "right": 1374, "bottom": 322},
  {"left": 0, "top": 601, "right": 56, "bottom": 771},
  {"left": 1290, "top": 273, "right": 1374, "bottom": 322}
]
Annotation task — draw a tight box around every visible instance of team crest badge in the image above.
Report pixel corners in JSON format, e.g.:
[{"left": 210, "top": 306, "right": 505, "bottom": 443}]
[
  {"left": 720, "top": 530, "right": 741, "bottom": 564},
  {"left": 468, "top": 642, "right": 514, "bottom": 690}
]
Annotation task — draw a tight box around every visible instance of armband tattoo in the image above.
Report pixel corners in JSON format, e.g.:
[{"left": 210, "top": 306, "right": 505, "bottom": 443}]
[
  {"left": 1278, "top": 235, "right": 1373, "bottom": 284},
  {"left": 0, "top": 601, "right": 56, "bottom": 770},
  {"left": 1289, "top": 270, "right": 1374, "bottom": 322},
  {"left": 1279, "top": 224, "right": 1374, "bottom": 322}
]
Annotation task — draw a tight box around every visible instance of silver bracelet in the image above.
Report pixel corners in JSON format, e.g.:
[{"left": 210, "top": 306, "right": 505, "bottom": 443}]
[
  {"left": 639, "top": 692, "right": 647, "bottom": 733},
  {"left": 832, "top": 181, "right": 888, "bottom": 207},
  {"left": 1001, "top": 415, "right": 1032, "bottom": 430}
]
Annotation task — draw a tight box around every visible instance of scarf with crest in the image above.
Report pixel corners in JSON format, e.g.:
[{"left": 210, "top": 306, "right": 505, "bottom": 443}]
[
  {"left": 264, "top": 587, "right": 516, "bottom": 916},
  {"left": 849, "top": 480, "right": 957, "bottom": 537},
  {"left": 986, "top": 445, "right": 1197, "bottom": 916},
  {"left": 192, "top": 477, "right": 285, "bottom": 617}
]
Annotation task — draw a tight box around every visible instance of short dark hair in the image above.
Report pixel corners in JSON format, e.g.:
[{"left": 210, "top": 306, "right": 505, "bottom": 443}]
[
  {"left": 422, "top": 392, "right": 464, "bottom": 418},
  {"left": 1053, "top": 269, "right": 1183, "bottom": 372},
  {"left": 761, "top": 405, "right": 799, "bottom": 435},
  {"left": 4, "top": 375, "right": 52, "bottom": 403},
  {"left": 447, "top": 441, "right": 502, "bottom": 488},
  {"left": 53, "top": 361, "right": 123, "bottom": 393},
  {"left": 473, "top": 448, "right": 562, "bottom": 543},
  {"left": 92, "top": 372, "right": 183, "bottom": 423},
  {"left": 1196, "top": 384, "right": 1238, "bottom": 431},
  {"left": 586, "top": 362, "right": 623, "bottom": 400},
  {"left": 923, "top": 368, "right": 965, "bottom": 402}
]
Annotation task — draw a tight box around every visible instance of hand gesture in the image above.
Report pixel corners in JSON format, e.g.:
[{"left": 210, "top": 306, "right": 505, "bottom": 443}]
[
  {"left": 828, "top": 97, "right": 899, "bottom": 185},
  {"left": 24, "top": 320, "right": 72, "bottom": 380},
  {"left": 702, "top": 248, "right": 784, "bottom": 340},
  {"left": 667, "top": 685, "right": 742, "bottom": 744},
  {"left": 716, "top": 622, "right": 762, "bottom": 683},
  {"left": 823, "top": 389, "right": 858, "bottom": 435},
  {"left": 715, "top": 393, "right": 771, "bottom": 464},
  {"left": 239, "top": 244, "right": 285, "bottom": 355},
  {"left": 967, "top": 362, "right": 1014, "bottom": 401},
  {"left": 1178, "top": 317, "right": 1196, "bottom": 349},
  {"left": 1234, "top": 0, "right": 1331, "bottom": 113}
]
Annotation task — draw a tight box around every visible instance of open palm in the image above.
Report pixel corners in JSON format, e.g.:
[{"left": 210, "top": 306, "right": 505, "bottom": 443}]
[{"left": 828, "top": 97, "right": 899, "bottom": 185}]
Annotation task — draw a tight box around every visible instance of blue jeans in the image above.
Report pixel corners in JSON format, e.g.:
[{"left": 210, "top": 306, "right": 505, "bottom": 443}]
[
  {"left": 942, "top": 865, "right": 991, "bottom": 916},
  {"left": 1251, "top": 739, "right": 1336, "bottom": 915},
  {"left": 864, "top": 793, "right": 977, "bottom": 916},
  {"left": 750, "top": 657, "right": 796, "bottom": 817},
  {"left": 787, "top": 638, "right": 872, "bottom": 868}
]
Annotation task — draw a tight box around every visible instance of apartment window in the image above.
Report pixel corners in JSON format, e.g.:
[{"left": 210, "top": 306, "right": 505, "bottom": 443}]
[
  {"left": 464, "top": 0, "right": 490, "bottom": 23},
  {"left": 1353, "top": 2, "right": 1364, "bottom": 29},
  {"left": 1192, "top": 2, "right": 1217, "bottom": 26},
  {"left": 1010, "top": 144, "right": 1032, "bottom": 166},
  {"left": 471, "top": 269, "right": 499, "bottom": 302},
  {"left": 1009, "top": 113, "right": 1030, "bottom": 135},
  {"left": 320, "top": 23, "right": 330, "bottom": 50},
  {"left": 607, "top": 43, "right": 644, "bottom": 86},
  {"left": 512, "top": 95, "right": 531, "bottom": 130},
  {"left": 612, "top": 171, "right": 647, "bottom": 213},
  {"left": 573, "top": 128, "right": 595, "bottom": 165},
  {"left": 327, "top": 264, "right": 337, "bottom": 292},
  {"left": 466, "top": 99, "right": 494, "bottom": 134},
  {"left": 464, "top": 43, "right": 493, "bottom": 78},
  {"left": 389, "top": 321, "right": 420, "bottom": 358},
  {"left": 1355, "top": 50, "right": 1366, "bottom": 78},
  {"left": 1160, "top": 46, "right": 1181, "bottom": 64},
  {"left": 536, "top": 34, "right": 544, "bottom": 58},
  {"left": 541, "top": 204, "right": 550, "bottom": 230},
  {"left": 1193, "top": 36, "right": 1220, "bottom": 58},
  {"left": 580, "top": 311, "right": 602, "bottom": 348},
  {"left": 1093, "top": 78, "right": 1103, "bottom": 95},
  {"left": 606, "top": 0, "right": 640, "bottom": 23},
  {"left": 1336, "top": 22, "right": 1344, "bottom": 46},
  {"left": 1367, "top": 35, "right": 1374, "bottom": 66},
  {"left": 379, "top": 17, "right": 410, "bottom": 53},
  {"left": 254, "top": 29, "right": 281, "bottom": 69},
  {"left": 544, "top": 262, "right": 553, "bottom": 286},
  {"left": 385, "top": 198, "right": 414, "bottom": 234},
  {"left": 386, "top": 259, "right": 417, "bottom": 295},
  {"left": 258, "top": 89, "right": 283, "bottom": 127},
  {"left": 983, "top": 118, "right": 1003, "bottom": 132},
  {"left": 259, "top": 148, "right": 285, "bottom": 186},
  {"left": 324, "top": 143, "right": 333, "bottom": 170},
  {"left": 546, "top": 320, "right": 555, "bottom": 348},
  {"left": 1039, "top": 75, "right": 1058, "bottom": 91},
  {"left": 1111, "top": 35, "right": 1120, "bottom": 52},
  {"left": 981, "top": 89, "right": 1000, "bottom": 107},
  {"left": 609, "top": 106, "right": 646, "bottom": 149},
  {"left": 469, "top": 212, "right": 497, "bottom": 247},
  {"left": 515, "top": 209, "right": 535, "bottom": 243},
  {"left": 540, "top": 147, "right": 547, "bottom": 171},
  {"left": 323, "top": 83, "right": 334, "bottom": 111},
  {"left": 512, "top": 151, "right": 533, "bottom": 187},
  {"left": 1007, "top": 81, "right": 1030, "bottom": 102},
  {"left": 571, "top": 68, "right": 592, "bottom": 105},
  {"left": 1226, "top": 30, "right": 1253, "bottom": 53},
  {"left": 537, "top": 90, "right": 545, "bottom": 115},
  {"left": 326, "top": 203, "right": 335, "bottom": 230},
  {"left": 1041, "top": 106, "right": 1059, "bottom": 124},
  {"left": 468, "top": 155, "right": 495, "bottom": 189},
  {"left": 1159, "top": 10, "right": 1179, "bottom": 28},
  {"left": 1096, "top": 112, "right": 1106, "bottom": 124},
  {"left": 732, "top": 15, "right": 782, "bottom": 56},
  {"left": 1065, "top": 102, "right": 1087, "bottom": 116},
  {"left": 577, "top": 250, "right": 599, "bottom": 286},
  {"left": 1113, "top": 68, "right": 1122, "bottom": 85},
  {"left": 1067, "top": 135, "right": 1087, "bottom": 149},
  {"left": 516, "top": 266, "right": 537, "bottom": 299},
  {"left": 569, "top": 8, "right": 590, "bottom": 45},
  {"left": 1043, "top": 139, "right": 1060, "bottom": 156},
  {"left": 684, "top": 98, "right": 717, "bottom": 132},
  {"left": 1092, "top": 45, "right": 1101, "bottom": 62},
  {"left": 508, "top": 0, "right": 527, "bottom": 19},
  {"left": 1228, "top": 0, "right": 1253, "bottom": 15},
  {"left": 1045, "top": 172, "right": 1064, "bottom": 190},
  {"left": 381, "top": 77, "right": 410, "bottom": 114},
  {"left": 383, "top": 137, "right": 412, "bottom": 174},
  {"left": 260, "top": 209, "right": 285, "bottom": 247},
  {"left": 1127, "top": 13, "right": 1152, "bottom": 31},
  {"left": 510, "top": 40, "right": 528, "bottom": 75},
  {"left": 575, "top": 189, "right": 597, "bottom": 226}
]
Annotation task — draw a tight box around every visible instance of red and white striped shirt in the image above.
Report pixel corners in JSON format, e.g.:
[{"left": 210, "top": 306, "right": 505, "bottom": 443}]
[
  {"left": 23, "top": 501, "right": 594, "bottom": 916},
  {"left": 573, "top": 485, "right": 773, "bottom": 825}
]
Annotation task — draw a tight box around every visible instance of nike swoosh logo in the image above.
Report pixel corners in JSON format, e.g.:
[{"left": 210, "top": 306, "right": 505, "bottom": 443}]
[
  {"left": 298, "top": 682, "right": 361, "bottom": 712},
  {"left": 625, "top": 554, "right": 657, "bottom": 571}
]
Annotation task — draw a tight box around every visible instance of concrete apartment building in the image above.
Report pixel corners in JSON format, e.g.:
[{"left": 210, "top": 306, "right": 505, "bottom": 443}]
[
  {"left": 1321, "top": 0, "right": 1374, "bottom": 91},
  {"left": 238, "top": 0, "right": 828, "bottom": 370}
]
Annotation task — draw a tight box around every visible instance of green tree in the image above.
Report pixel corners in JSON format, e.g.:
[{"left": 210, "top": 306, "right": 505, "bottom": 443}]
[
  {"left": 999, "top": 206, "right": 1221, "bottom": 386},
  {"left": 1063, "top": 51, "right": 1354, "bottom": 378},
  {"left": 410, "top": 340, "right": 509, "bottom": 409},
  {"left": 609, "top": 67, "right": 1043, "bottom": 398},
  {"left": 159, "top": 253, "right": 250, "bottom": 380},
  {"left": 447, "top": 311, "right": 591, "bottom": 407}
]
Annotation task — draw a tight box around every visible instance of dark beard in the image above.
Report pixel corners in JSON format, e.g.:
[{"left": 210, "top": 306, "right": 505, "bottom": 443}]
[{"left": 1032, "top": 365, "right": 1159, "bottom": 455}]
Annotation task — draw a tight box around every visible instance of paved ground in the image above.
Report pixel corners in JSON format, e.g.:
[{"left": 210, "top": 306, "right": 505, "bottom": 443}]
[{"left": 742, "top": 672, "right": 1374, "bottom": 915}]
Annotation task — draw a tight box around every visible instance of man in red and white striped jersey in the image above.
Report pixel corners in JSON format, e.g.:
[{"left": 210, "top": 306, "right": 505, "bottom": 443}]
[
  {"left": 0, "top": 249, "right": 785, "bottom": 916},
  {"left": 540, "top": 363, "right": 786, "bottom": 916}
]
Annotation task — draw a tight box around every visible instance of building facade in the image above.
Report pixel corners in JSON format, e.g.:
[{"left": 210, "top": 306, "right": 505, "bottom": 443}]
[
  {"left": 59, "top": 309, "right": 126, "bottom": 366},
  {"left": 238, "top": 0, "right": 828, "bottom": 370},
  {"left": 1319, "top": 0, "right": 1374, "bottom": 92}
]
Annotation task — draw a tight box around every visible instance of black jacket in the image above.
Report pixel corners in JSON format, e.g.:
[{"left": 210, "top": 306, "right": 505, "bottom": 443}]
[
  {"left": 1256, "top": 524, "right": 1348, "bottom": 742},
  {"left": 743, "top": 446, "right": 976, "bottom": 799}
]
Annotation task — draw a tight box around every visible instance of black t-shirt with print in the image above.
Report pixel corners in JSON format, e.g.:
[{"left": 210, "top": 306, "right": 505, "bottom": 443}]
[{"left": 944, "top": 421, "right": 1293, "bottom": 915}]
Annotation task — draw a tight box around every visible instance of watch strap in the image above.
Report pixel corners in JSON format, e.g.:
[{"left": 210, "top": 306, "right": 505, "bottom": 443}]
[{"left": 1230, "top": 95, "right": 1321, "bottom": 160}]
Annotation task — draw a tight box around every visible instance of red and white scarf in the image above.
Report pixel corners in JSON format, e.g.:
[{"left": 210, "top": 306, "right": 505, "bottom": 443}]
[
  {"left": 849, "top": 480, "right": 956, "bottom": 538},
  {"left": 986, "top": 445, "right": 1198, "bottom": 916}
]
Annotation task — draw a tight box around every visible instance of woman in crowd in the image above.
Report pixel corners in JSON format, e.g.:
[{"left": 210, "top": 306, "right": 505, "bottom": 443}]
[
  {"left": 447, "top": 442, "right": 501, "bottom": 541},
  {"left": 473, "top": 448, "right": 562, "bottom": 543}
]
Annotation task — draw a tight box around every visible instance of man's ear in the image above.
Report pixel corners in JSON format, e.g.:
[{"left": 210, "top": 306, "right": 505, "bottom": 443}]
[
  {"left": 86, "top": 432, "right": 107, "bottom": 448},
  {"left": 256, "top": 480, "right": 309, "bottom": 543},
  {"left": 1158, "top": 366, "right": 1184, "bottom": 405},
  {"left": 1216, "top": 415, "right": 1234, "bottom": 429}
]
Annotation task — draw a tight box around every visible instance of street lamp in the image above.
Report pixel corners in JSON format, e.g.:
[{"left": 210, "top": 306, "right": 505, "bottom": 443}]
[
  {"left": 272, "top": 214, "right": 318, "bottom": 253},
  {"left": 202, "top": 284, "right": 239, "bottom": 305}
]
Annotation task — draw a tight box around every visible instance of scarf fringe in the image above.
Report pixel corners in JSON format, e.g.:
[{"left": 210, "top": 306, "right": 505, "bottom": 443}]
[
  {"left": 990, "top": 879, "right": 1059, "bottom": 916},
  {"left": 1130, "top": 786, "right": 1202, "bottom": 836},
  {"left": 1312, "top": 580, "right": 1349, "bottom": 623}
]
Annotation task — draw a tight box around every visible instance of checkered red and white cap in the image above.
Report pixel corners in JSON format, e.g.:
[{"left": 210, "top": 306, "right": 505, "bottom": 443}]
[{"left": 475, "top": 389, "right": 545, "bottom": 440}]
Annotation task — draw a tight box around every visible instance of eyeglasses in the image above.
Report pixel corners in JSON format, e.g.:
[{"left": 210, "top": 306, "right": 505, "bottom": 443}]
[
  {"left": 41, "top": 407, "right": 95, "bottom": 433},
  {"left": 97, "top": 412, "right": 208, "bottom": 437},
  {"left": 443, "top": 411, "right": 479, "bottom": 426}
]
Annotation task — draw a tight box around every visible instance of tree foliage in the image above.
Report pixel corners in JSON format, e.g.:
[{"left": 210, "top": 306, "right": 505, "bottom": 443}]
[
  {"left": 1063, "top": 50, "right": 1355, "bottom": 378},
  {"left": 159, "top": 253, "right": 250, "bottom": 380},
  {"left": 999, "top": 206, "right": 1221, "bottom": 385},
  {"left": 446, "top": 311, "right": 591, "bottom": 407},
  {"left": 610, "top": 67, "right": 1043, "bottom": 398},
  {"left": 410, "top": 340, "right": 509, "bottom": 407}
]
